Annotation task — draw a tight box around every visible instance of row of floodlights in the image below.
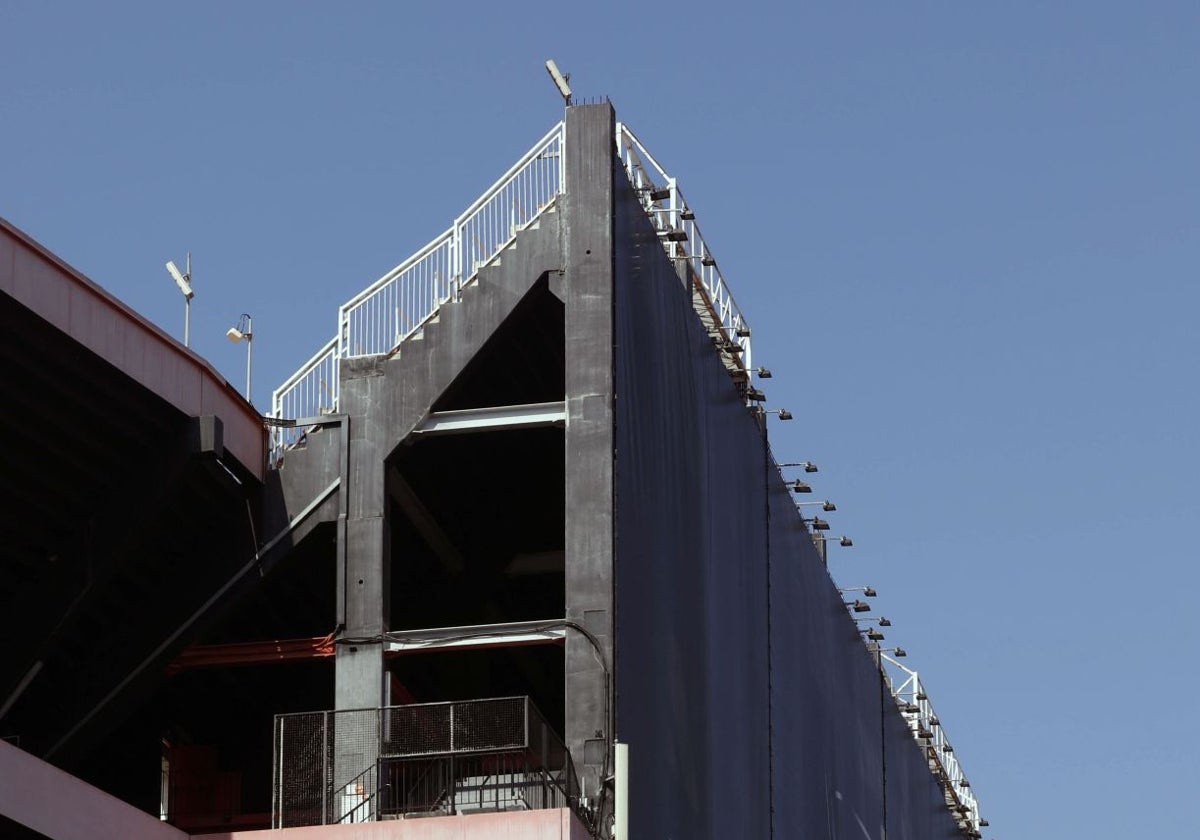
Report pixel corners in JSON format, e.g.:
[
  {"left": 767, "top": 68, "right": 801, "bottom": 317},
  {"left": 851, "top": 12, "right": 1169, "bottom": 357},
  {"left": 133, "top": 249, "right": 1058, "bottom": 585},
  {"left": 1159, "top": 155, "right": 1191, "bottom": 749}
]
[
  {"left": 777, "top": 459, "right": 855, "bottom": 552},
  {"left": 839, "top": 586, "right": 904, "bottom": 651},
  {"left": 839, "top": 587, "right": 991, "bottom": 836}
]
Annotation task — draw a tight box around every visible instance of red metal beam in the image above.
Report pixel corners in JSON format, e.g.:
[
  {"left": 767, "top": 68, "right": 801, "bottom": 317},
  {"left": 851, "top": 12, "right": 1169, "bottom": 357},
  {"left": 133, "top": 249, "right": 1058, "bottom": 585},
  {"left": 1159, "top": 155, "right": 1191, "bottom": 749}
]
[
  {"left": 167, "top": 635, "right": 336, "bottom": 673},
  {"left": 168, "top": 630, "right": 567, "bottom": 674}
]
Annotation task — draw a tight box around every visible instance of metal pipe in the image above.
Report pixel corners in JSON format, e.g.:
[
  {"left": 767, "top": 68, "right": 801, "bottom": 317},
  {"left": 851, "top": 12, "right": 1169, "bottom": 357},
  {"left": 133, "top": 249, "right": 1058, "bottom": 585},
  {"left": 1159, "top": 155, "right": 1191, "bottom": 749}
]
[
  {"left": 245, "top": 314, "right": 253, "bottom": 401},
  {"left": 0, "top": 660, "right": 43, "bottom": 720},
  {"left": 614, "top": 741, "right": 628, "bottom": 839}
]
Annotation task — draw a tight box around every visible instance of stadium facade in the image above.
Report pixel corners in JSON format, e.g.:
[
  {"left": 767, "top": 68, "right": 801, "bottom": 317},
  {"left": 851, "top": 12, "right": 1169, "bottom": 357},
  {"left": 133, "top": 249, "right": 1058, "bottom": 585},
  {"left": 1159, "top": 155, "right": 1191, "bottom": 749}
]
[{"left": 0, "top": 103, "right": 986, "bottom": 839}]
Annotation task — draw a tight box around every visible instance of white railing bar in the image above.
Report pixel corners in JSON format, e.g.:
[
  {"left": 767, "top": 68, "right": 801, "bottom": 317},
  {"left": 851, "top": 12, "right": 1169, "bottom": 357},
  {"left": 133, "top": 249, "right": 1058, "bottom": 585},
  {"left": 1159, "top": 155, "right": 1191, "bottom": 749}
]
[
  {"left": 339, "top": 228, "right": 454, "bottom": 314},
  {"left": 880, "top": 653, "right": 982, "bottom": 826},
  {"left": 272, "top": 336, "right": 339, "bottom": 411},
  {"left": 615, "top": 123, "right": 672, "bottom": 187},
  {"left": 454, "top": 123, "right": 565, "bottom": 228}
]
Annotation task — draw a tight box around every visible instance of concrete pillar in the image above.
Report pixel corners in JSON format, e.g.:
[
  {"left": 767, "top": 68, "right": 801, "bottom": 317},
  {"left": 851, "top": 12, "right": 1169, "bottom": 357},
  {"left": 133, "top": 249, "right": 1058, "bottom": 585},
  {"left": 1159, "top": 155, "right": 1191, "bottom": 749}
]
[
  {"left": 333, "top": 360, "right": 391, "bottom": 817},
  {"left": 563, "top": 103, "right": 616, "bottom": 805}
]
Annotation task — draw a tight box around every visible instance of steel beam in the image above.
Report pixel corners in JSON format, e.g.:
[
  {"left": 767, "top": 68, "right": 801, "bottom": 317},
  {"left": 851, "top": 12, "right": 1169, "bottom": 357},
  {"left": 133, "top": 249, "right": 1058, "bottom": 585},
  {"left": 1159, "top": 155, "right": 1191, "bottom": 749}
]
[
  {"left": 383, "top": 619, "right": 567, "bottom": 654},
  {"left": 411, "top": 401, "right": 565, "bottom": 436},
  {"left": 386, "top": 465, "right": 464, "bottom": 573}
]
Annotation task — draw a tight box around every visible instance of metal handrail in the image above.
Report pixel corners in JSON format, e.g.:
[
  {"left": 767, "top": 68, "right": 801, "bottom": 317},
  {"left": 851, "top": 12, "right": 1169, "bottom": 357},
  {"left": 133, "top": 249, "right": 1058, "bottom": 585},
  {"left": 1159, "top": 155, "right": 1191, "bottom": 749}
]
[
  {"left": 271, "top": 123, "right": 565, "bottom": 452},
  {"left": 614, "top": 122, "right": 752, "bottom": 373},
  {"left": 273, "top": 119, "right": 755, "bottom": 455},
  {"left": 880, "top": 653, "right": 984, "bottom": 834},
  {"left": 334, "top": 762, "right": 379, "bottom": 824},
  {"left": 338, "top": 122, "right": 565, "bottom": 360},
  {"left": 274, "top": 696, "right": 578, "bottom": 827},
  {"left": 270, "top": 335, "right": 339, "bottom": 453}
]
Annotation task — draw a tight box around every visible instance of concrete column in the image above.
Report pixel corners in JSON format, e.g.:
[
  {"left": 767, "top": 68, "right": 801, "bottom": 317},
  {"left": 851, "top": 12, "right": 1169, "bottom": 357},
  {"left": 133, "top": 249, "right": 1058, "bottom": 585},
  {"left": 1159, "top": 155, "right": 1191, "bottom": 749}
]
[
  {"left": 563, "top": 102, "right": 616, "bottom": 805},
  {"left": 333, "top": 359, "right": 391, "bottom": 817}
]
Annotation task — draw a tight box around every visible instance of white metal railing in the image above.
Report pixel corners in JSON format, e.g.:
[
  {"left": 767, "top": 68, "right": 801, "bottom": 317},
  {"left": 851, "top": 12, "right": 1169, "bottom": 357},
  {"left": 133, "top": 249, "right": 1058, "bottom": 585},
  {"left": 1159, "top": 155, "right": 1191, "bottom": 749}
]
[
  {"left": 338, "top": 122, "right": 565, "bottom": 360},
  {"left": 614, "top": 122, "right": 752, "bottom": 373},
  {"left": 880, "top": 653, "right": 985, "bottom": 835},
  {"left": 271, "top": 123, "right": 565, "bottom": 454},
  {"left": 270, "top": 336, "right": 339, "bottom": 452},
  {"left": 339, "top": 231, "right": 454, "bottom": 359},
  {"left": 274, "top": 119, "right": 755, "bottom": 456}
]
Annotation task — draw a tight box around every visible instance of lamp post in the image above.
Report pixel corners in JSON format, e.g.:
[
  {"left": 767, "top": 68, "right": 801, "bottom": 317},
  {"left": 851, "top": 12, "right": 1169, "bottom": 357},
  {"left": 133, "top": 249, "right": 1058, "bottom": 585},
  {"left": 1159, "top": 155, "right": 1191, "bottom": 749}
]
[
  {"left": 226, "top": 313, "right": 253, "bottom": 401},
  {"left": 165, "top": 254, "right": 193, "bottom": 347}
]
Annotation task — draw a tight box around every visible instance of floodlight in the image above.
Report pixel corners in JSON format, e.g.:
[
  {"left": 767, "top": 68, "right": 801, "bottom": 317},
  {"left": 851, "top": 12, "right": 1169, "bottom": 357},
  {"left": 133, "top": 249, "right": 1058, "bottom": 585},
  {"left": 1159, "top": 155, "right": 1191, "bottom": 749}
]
[
  {"left": 165, "top": 253, "right": 194, "bottom": 346},
  {"left": 779, "top": 461, "right": 819, "bottom": 473},
  {"left": 545, "top": 59, "right": 572, "bottom": 105},
  {"left": 226, "top": 313, "right": 253, "bottom": 401},
  {"left": 838, "top": 586, "right": 875, "bottom": 597},
  {"left": 165, "top": 261, "right": 192, "bottom": 299}
]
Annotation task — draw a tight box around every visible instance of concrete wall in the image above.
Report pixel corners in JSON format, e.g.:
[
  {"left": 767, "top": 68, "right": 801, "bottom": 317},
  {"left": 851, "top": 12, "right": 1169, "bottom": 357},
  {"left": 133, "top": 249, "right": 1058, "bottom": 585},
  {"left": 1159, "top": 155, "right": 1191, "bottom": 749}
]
[{"left": 207, "top": 809, "right": 588, "bottom": 840}]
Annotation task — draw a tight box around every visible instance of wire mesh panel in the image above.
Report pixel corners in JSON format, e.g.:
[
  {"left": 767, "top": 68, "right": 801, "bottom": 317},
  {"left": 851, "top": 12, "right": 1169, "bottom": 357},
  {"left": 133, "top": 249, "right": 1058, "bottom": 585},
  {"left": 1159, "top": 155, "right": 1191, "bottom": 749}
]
[
  {"left": 382, "top": 701, "right": 452, "bottom": 757},
  {"left": 274, "top": 711, "right": 329, "bottom": 828},
  {"left": 452, "top": 696, "right": 526, "bottom": 753},
  {"left": 275, "top": 697, "right": 578, "bottom": 826},
  {"left": 328, "top": 708, "right": 380, "bottom": 824}
]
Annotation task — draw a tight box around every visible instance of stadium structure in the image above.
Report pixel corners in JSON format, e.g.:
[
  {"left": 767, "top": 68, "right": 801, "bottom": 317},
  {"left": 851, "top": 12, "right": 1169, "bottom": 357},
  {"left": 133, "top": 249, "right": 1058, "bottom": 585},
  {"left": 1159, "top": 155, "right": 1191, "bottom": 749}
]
[{"left": 0, "top": 102, "right": 989, "bottom": 839}]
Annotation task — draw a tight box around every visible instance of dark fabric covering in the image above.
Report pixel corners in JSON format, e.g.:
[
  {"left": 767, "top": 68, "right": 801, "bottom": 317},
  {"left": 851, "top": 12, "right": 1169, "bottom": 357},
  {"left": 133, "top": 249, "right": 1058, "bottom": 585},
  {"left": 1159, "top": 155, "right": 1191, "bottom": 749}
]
[
  {"left": 611, "top": 152, "right": 964, "bottom": 838},
  {"left": 613, "top": 160, "right": 771, "bottom": 839}
]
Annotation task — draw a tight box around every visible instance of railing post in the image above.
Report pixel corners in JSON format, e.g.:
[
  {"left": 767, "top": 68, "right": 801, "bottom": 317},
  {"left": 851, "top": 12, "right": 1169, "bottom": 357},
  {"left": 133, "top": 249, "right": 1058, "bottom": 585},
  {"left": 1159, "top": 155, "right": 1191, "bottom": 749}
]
[
  {"left": 451, "top": 220, "right": 462, "bottom": 297},
  {"left": 273, "top": 716, "right": 282, "bottom": 829},
  {"left": 321, "top": 712, "right": 329, "bottom": 824}
]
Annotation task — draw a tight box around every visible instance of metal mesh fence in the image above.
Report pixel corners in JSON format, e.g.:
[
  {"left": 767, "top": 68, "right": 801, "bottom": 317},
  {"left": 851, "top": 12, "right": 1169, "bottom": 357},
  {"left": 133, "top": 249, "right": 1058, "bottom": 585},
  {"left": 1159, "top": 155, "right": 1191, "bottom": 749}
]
[
  {"left": 273, "top": 710, "right": 328, "bottom": 827},
  {"left": 381, "top": 702, "right": 452, "bottom": 757},
  {"left": 451, "top": 696, "right": 526, "bottom": 753},
  {"left": 274, "top": 696, "right": 577, "bottom": 827}
]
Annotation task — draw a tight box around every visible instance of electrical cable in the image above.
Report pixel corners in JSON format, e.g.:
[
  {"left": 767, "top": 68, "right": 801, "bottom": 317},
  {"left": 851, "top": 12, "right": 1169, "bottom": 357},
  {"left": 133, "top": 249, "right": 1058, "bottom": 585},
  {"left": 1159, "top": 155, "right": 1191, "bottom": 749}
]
[{"left": 334, "top": 619, "right": 611, "bottom": 836}]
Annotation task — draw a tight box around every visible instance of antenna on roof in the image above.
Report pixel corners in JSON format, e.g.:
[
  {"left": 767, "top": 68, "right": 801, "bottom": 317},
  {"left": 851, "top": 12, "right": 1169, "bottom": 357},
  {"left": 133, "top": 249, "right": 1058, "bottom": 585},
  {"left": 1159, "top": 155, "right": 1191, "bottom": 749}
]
[{"left": 545, "top": 59, "right": 572, "bottom": 106}]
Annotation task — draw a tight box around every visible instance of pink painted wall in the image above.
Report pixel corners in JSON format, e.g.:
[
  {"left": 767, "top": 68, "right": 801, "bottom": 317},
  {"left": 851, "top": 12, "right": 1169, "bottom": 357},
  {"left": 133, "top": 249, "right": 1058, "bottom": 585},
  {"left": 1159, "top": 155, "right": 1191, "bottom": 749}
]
[
  {"left": 0, "top": 219, "right": 266, "bottom": 479},
  {"left": 204, "top": 809, "right": 590, "bottom": 840},
  {"left": 0, "top": 738, "right": 188, "bottom": 840}
]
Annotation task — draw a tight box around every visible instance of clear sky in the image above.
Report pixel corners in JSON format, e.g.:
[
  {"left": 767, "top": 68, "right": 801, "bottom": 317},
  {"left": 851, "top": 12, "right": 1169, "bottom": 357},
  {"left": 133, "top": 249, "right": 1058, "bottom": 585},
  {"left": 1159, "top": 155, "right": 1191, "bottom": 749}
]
[{"left": 2, "top": 2, "right": 1196, "bottom": 836}]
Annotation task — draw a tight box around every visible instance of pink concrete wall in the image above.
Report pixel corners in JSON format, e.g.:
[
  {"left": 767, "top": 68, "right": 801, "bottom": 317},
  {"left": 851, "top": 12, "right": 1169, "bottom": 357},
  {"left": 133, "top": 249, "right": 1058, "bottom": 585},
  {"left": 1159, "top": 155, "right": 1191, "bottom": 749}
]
[
  {"left": 204, "top": 809, "right": 589, "bottom": 840},
  {"left": 0, "top": 738, "right": 589, "bottom": 840},
  {"left": 0, "top": 219, "right": 265, "bottom": 479},
  {"left": 0, "top": 738, "right": 188, "bottom": 840}
]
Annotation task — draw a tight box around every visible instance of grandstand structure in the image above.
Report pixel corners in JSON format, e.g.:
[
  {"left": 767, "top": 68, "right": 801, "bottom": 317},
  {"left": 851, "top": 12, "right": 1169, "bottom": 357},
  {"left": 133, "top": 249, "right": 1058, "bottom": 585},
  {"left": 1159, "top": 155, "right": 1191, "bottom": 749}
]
[{"left": 0, "top": 102, "right": 986, "bottom": 839}]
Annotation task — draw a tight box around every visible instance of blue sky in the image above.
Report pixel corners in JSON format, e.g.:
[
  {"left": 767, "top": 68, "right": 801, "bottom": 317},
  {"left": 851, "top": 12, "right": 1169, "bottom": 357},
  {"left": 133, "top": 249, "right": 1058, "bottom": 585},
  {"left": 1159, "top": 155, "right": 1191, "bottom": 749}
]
[{"left": 2, "top": 2, "right": 1196, "bottom": 835}]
